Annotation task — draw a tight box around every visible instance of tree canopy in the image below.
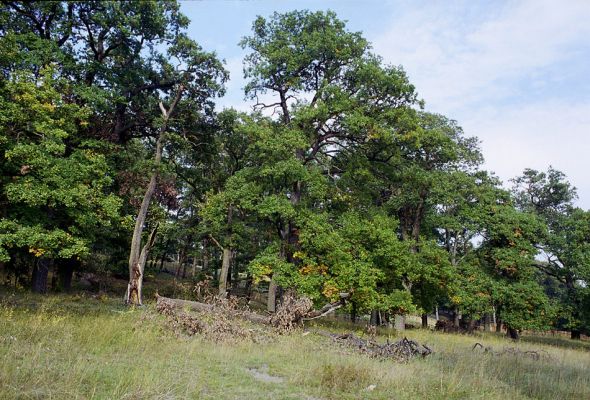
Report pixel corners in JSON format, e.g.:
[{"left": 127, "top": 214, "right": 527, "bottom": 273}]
[{"left": 1, "top": 2, "right": 587, "bottom": 338}]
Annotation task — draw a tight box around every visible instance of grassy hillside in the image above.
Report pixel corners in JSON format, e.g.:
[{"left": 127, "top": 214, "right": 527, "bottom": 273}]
[{"left": 1, "top": 289, "right": 589, "bottom": 400}]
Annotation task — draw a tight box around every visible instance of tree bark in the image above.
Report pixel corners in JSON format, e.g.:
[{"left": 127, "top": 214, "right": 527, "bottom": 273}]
[
  {"left": 217, "top": 206, "right": 233, "bottom": 296},
  {"left": 394, "top": 314, "right": 406, "bottom": 331},
  {"left": 267, "top": 275, "right": 278, "bottom": 312},
  {"left": 191, "top": 255, "right": 198, "bottom": 278},
  {"left": 421, "top": 313, "right": 428, "bottom": 329},
  {"left": 496, "top": 319, "right": 502, "bottom": 333},
  {"left": 58, "top": 258, "right": 75, "bottom": 292},
  {"left": 218, "top": 248, "right": 232, "bottom": 296},
  {"left": 125, "top": 225, "right": 158, "bottom": 305},
  {"left": 202, "top": 239, "right": 209, "bottom": 273},
  {"left": 484, "top": 313, "right": 491, "bottom": 332},
  {"left": 350, "top": 301, "right": 357, "bottom": 324},
  {"left": 507, "top": 326, "right": 519, "bottom": 340},
  {"left": 125, "top": 86, "right": 183, "bottom": 305},
  {"left": 453, "top": 307, "right": 461, "bottom": 328},
  {"left": 370, "top": 310, "right": 380, "bottom": 326},
  {"left": 32, "top": 258, "right": 50, "bottom": 294}
]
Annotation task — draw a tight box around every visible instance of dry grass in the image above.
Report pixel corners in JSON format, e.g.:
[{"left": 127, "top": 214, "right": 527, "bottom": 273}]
[{"left": 1, "top": 288, "right": 589, "bottom": 399}]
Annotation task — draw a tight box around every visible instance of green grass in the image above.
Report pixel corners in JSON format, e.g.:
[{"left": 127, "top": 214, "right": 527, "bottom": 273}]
[{"left": 1, "top": 289, "right": 589, "bottom": 399}]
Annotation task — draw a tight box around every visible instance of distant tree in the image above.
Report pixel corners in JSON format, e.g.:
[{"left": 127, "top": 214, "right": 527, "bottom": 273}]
[{"left": 512, "top": 167, "right": 590, "bottom": 339}]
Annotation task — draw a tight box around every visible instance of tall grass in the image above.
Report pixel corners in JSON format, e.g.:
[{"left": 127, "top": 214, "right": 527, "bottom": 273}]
[{"left": 1, "top": 290, "right": 589, "bottom": 399}]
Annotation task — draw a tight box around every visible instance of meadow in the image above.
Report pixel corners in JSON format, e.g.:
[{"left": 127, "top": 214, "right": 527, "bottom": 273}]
[{"left": 1, "top": 287, "right": 589, "bottom": 400}]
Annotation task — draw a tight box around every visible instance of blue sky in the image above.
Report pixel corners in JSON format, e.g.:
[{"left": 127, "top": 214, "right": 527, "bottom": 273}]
[{"left": 181, "top": 0, "right": 590, "bottom": 208}]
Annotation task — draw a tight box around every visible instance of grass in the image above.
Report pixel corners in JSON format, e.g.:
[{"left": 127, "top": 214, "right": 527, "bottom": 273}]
[{"left": 1, "top": 288, "right": 589, "bottom": 399}]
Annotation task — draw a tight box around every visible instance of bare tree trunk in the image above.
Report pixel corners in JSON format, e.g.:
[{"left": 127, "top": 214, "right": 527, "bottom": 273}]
[
  {"left": 484, "top": 313, "right": 491, "bottom": 332},
  {"left": 267, "top": 275, "right": 277, "bottom": 312},
  {"left": 453, "top": 307, "right": 461, "bottom": 328},
  {"left": 507, "top": 326, "right": 519, "bottom": 340},
  {"left": 202, "top": 240, "right": 209, "bottom": 273},
  {"left": 394, "top": 315, "right": 406, "bottom": 331},
  {"left": 218, "top": 248, "right": 232, "bottom": 296},
  {"left": 421, "top": 313, "right": 428, "bottom": 329},
  {"left": 350, "top": 301, "right": 357, "bottom": 323},
  {"left": 216, "top": 207, "right": 233, "bottom": 296},
  {"left": 370, "top": 310, "right": 380, "bottom": 326},
  {"left": 191, "top": 255, "right": 198, "bottom": 278},
  {"left": 496, "top": 319, "right": 502, "bottom": 333},
  {"left": 125, "top": 87, "right": 183, "bottom": 305},
  {"left": 32, "top": 258, "right": 50, "bottom": 294},
  {"left": 125, "top": 226, "right": 158, "bottom": 305}
]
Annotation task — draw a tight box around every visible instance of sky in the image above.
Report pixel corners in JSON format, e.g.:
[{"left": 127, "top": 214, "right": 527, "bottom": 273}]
[{"left": 181, "top": 0, "right": 590, "bottom": 209}]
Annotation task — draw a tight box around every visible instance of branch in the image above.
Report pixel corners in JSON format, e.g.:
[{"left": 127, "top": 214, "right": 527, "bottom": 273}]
[{"left": 208, "top": 235, "right": 224, "bottom": 251}]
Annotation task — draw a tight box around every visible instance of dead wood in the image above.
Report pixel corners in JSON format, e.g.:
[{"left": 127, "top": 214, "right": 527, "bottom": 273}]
[
  {"left": 312, "top": 330, "right": 433, "bottom": 362},
  {"left": 156, "top": 294, "right": 270, "bottom": 325},
  {"left": 156, "top": 292, "right": 346, "bottom": 332},
  {"left": 471, "top": 342, "right": 551, "bottom": 361}
]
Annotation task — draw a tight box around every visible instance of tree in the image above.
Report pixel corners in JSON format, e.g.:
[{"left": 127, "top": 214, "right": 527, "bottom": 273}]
[
  {"left": 476, "top": 195, "right": 554, "bottom": 339},
  {"left": 0, "top": 66, "right": 122, "bottom": 292},
  {"left": 1, "top": 2, "right": 227, "bottom": 301},
  {"left": 239, "top": 10, "right": 418, "bottom": 310},
  {"left": 512, "top": 167, "right": 590, "bottom": 338}
]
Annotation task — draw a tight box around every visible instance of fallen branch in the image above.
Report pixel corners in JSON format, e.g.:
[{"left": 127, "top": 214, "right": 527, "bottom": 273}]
[
  {"left": 312, "top": 330, "right": 433, "bottom": 362},
  {"left": 471, "top": 342, "right": 551, "bottom": 361},
  {"left": 157, "top": 292, "right": 350, "bottom": 334},
  {"left": 156, "top": 294, "right": 270, "bottom": 325}
]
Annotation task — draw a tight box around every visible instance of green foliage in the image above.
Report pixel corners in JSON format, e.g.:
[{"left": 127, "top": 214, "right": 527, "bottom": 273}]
[
  {"left": 0, "top": 67, "right": 122, "bottom": 263},
  {"left": 0, "top": 5, "right": 586, "bottom": 337}
]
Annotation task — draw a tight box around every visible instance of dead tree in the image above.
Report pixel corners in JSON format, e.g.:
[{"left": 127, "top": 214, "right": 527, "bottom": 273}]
[{"left": 125, "top": 85, "right": 184, "bottom": 305}]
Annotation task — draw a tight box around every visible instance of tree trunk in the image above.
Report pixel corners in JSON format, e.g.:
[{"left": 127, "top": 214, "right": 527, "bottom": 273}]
[
  {"left": 58, "top": 258, "right": 75, "bottom": 292},
  {"left": 435, "top": 305, "right": 439, "bottom": 321},
  {"left": 453, "top": 307, "right": 460, "bottom": 328},
  {"left": 370, "top": 310, "right": 380, "bottom": 326},
  {"left": 191, "top": 255, "right": 198, "bottom": 278},
  {"left": 125, "top": 89, "right": 183, "bottom": 305},
  {"left": 218, "top": 248, "right": 232, "bottom": 296},
  {"left": 421, "top": 313, "right": 428, "bottom": 329},
  {"left": 394, "top": 314, "right": 406, "bottom": 331},
  {"left": 507, "top": 326, "right": 519, "bottom": 340},
  {"left": 202, "top": 239, "right": 209, "bottom": 273},
  {"left": 484, "top": 313, "right": 491, "bottom": 332},
  {"left": 217, "top": 206, "right": 234, "bottom": 295},
  {"left": 267, "top": 275, "right": 278, "bottom": 312},
  {"left": 571, "top": 330, "right": 581, "bottom": 340},
  {"left": 350, "top": 301, "right": 357, "bottom": 324},
  {"left": 496, "top": 319, "right": 502, "bottom": 333},
  {"left": 32, "top": 258, "right": 50, "bottom": 294},
  {"left": 125, "top": 226, "right": 157, "bottom": 305}
]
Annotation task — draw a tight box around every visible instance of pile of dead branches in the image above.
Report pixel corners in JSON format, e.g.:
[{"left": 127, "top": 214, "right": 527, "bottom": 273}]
[
  {"left": 314, "top": 331, "right": 433, "bottom": 362},
  {"left": 156, "top": 293, "right": 344, "bottom": 334},
  {"left": 472, "top": 342, "right": 552, "bottom": 361},
  {"left": 156, "top": 294, "right": 269, "bottom": 342},
  {"left": 270, "top": 293, "right": 314, "bottom": 332}
]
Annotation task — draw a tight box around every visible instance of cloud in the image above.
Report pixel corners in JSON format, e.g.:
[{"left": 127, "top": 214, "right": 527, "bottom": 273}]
[
  {"left": 371, "top": 0, "right": 590, "bottom": 208},
  {"left": 373, "top": 0, "right": 590, "bottom": 112},
  {"left": 462, "top": 101, "right": 590, "bottom": 207}
]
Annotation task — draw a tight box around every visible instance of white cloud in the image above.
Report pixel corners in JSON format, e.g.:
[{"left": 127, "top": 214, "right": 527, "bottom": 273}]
[
  {"left": 373, "top": 0, "right": 590, "bottom": 112},
  {"left": 462, "top": 101, "right": 590, "bottom": 207},
  {"left": 371, "top": 0, "right": 590, "bottom": 208}
]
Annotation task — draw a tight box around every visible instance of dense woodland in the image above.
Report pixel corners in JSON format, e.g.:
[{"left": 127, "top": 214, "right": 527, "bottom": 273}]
[{"left": 1, "top": 1, "right": 589, "bottom": 340}]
